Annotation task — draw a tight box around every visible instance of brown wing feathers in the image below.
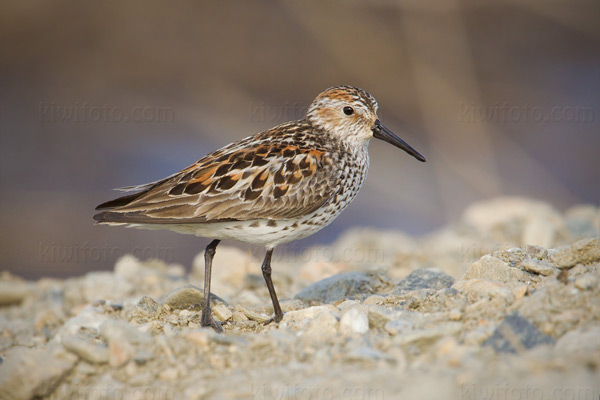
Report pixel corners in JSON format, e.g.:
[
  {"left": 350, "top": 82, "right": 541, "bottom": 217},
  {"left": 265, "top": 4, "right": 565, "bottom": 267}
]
[{"left": 93, "top": 123, "right": 337, "bottom": 225}]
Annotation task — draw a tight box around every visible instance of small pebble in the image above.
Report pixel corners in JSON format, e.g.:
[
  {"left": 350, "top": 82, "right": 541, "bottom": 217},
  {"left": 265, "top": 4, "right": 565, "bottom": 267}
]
[
  {"left": 159, "top": 367, "right": 179, "bottom": 381},
  {"left": 363, "top": 295, "right": 385, "bottom": 305},
  {"left": 212, "top": 304, "right": 233, "bottom": 322},
  {"left": 385, "top": 319, "right": 414, "bottom": 336},
  {"left": 339, "top": 307, "right": 369, "bottom": 335},
  {"left": 448, "top": 309, "right": 462, "bottom": 321},
  {"left": 520, "top": 259, "right": 558, "bottom": 276},
  {"left": 574, "top": 274, "right": 598, "bottom": 290}
]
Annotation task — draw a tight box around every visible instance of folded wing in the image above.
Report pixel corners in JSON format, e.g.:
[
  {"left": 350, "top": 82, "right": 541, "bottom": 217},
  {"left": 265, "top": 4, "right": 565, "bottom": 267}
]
[{"left": 94, "top": 124, "right": 338, "bottom": 225}]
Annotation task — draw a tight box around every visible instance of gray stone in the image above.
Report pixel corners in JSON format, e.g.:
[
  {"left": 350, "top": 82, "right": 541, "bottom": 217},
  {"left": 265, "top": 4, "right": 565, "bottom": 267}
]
[
  {"left": 392, "top": 269, "right": 455, "bottom": 295},
  {"left": 0, "top": 347, "right": 76, "bottom": 400},
  {"left": 549, "top": 237, "right": 600, "bottom": 268},
  {"left": 483, "top": 313, "right": 555, "bottom": 353},
  {"left": 295, "top": 269, "right": 390, "bottom": 304}
]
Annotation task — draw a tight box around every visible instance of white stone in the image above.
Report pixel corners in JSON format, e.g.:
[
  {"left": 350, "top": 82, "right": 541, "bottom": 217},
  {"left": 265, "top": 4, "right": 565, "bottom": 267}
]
[{"left": 339, "top": 307, "right": 369, "bottom": 335}]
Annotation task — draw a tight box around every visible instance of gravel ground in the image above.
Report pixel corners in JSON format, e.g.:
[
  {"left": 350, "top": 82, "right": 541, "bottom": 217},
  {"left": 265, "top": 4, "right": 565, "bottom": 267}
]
[{"left": 0, "top": 197, "right": 599, "bottom": 400}]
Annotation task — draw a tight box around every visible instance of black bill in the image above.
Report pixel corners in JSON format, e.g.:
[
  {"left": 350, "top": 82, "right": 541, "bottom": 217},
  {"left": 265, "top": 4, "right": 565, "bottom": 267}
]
[{"left": 372, "top": 119, "right": 426, "bottom": 162}]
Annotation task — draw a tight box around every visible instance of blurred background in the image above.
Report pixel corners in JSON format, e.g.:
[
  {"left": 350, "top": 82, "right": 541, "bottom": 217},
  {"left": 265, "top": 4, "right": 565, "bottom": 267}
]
[{"left": 1, "top": 0, "right": 598, "bottom": 279}]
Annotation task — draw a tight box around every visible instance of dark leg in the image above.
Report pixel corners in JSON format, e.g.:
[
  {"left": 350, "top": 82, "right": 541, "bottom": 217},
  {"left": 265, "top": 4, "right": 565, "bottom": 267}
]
[
  {"left": 201, "top": 239, "right": 222, "bottom": 332},
  {"left": 262, "top": 248, "right": 283, "bottom": 324}
]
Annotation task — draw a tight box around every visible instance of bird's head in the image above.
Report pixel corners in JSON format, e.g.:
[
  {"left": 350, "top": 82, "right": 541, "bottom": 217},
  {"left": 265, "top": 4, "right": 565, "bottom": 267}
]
[{"left": 306, "top": 85, "right": 426, "bottom": 162}]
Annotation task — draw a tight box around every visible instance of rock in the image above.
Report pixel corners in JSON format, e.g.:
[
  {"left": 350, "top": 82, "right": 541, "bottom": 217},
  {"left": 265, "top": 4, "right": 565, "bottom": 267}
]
[
  {"left": 549, "top": 237, "right": 600, "bottom": 268},
  {"left": 295, "top": 269, "right": 390, "bottom": 304},
  {"left": 511, "top": 284, "right": 528, "bottom": 301},
  {"left": 363, "top": 295, "right": 385, "bottom": 305},
  {"left": 462, "top": 197, "right": 568, "bottom": 248},
  {"left": 392, "top": 269, "right": 455, "bottom": 295},
  {"left": 114, "top": 255, "right": 144, "bottom": 281},
  {"left": 303, "top": 309, "right": 339, "bottom": 338},
  {"left": 0, "top": 347, "right": 76, "bottom": 400},
  {"left": 62, "top": 334, "right": 109, "bottom": 364},
  {"left": 344, "top": 345, "right": 394, "bottom": 364},
  {"left": 83, "top": 271, "right": 133, "bottom": 302},
  {"left": 394, "top": 323, "right": 462, "bottom": 346},
  {"left": 564, "top": 205, "right": 600, "bottom": 240},
  {"left": 130, "top": 296, "right": 159, "bottom": 323},
  {"left": 366, "top": 305, "right": 403, "bottom": 329},
  {"left": 525, "top": 245, "right": 549, "bottom": 260},
  {"left": 184, "top": 330, "right": 213, "bottom": 348},
  {"left": 462, "top": 255, "right": 529, "bottom": 283},
  {"left": 108, "top": 340, "right": 135, "bottom": 367},
  {"left": 53, "top": 305, "right": 109, "bottom": 343},
  {"left": 492, "top": 248, "right": 529, "bottom": 267},
  {"left": 574, "top": 274, "right": 598, "bottom": 290},
  {"left": 158, "top": 367, "right": 179, "bottom": 381},
  {"left": 99, "top": 319, "right": 151, "bottom": 345},
  {"left": 330, "top": 228, "right": 421, "bottom": 273},
  {"left": 452, "top": 279, "right": 512, "bottom": 299},
  {"left": 212, "top": 304, "right": 233, "bottom": 322},
  {"left": 0, "top": 281, "right": 32, "bottom": 305},
  {"left": 385, "top": 319, "right": 414, "bottom": 336},
  {"left": 191, "top": 245, "right": 259, "bottom": 297},
  {"left": 482, "top": 313, "right": 555, "bottom": 353},
  {"left": 555, "top": 325, "right": 600, "bottom": 358},
  {"left": 238, "top": 306, "right": 270, "bottom": 323},
  {"left": 161, "top": 284, "right": 226, "bottom": 310},
  {"left": 297, "top": 259, "right": 348, "bottom": 283},
  {"left": 99, "top": 319, "right": 152, "bottom": 367},
  {"left": 448, "top": 309, "right": 462, "bottom": 321},
  {"left": 339, "top": 306, "right": 369, "bottom": 335},
  {"left": 281, "top": 305, "right": 339, "bottom": 335},
  {"left": 520, "top": 259, "right": 559, "bottom": 276}
]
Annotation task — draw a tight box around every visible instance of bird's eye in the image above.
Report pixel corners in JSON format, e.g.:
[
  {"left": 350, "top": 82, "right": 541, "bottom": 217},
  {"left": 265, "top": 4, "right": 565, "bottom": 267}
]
[{"left": 343, "top": 106, "right": 354, "bottom": 116}]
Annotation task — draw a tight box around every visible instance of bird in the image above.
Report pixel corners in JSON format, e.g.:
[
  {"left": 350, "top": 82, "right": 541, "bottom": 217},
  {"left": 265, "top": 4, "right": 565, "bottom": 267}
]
[{"left": 94, "top": 85, "right": 426, "bottom": 332}]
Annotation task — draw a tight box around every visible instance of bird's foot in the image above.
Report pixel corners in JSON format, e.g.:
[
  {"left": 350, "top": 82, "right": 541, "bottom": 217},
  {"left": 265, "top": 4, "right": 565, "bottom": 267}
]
[
  {"left": 201, "top": 310, "right": 223, "bottom": 333},
  {"left": 264, "top": 312, "right": 284, "bottom": 326}
]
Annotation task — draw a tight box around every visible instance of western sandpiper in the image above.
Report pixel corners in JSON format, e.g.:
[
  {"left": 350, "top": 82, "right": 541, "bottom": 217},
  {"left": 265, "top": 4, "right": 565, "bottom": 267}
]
[{"left": 94, "top": 85, "right": 426, "bottom": 332}]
